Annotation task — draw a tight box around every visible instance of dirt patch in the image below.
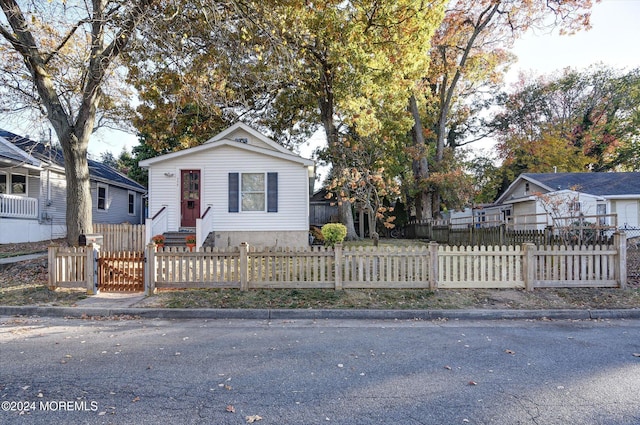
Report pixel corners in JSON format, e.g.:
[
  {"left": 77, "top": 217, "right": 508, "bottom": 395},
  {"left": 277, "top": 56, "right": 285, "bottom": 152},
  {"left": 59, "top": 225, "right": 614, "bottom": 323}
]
[
  {"left": 0, "top": 258, "right": 87, "bottom": 306},
  {"left": 132, "top": 284, "right": 640, "bottom": 310}
]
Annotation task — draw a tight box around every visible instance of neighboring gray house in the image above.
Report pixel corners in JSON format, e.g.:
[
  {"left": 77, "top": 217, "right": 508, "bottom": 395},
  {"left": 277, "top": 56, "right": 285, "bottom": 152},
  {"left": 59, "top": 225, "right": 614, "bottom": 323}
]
[
  {"left": 0, "top": 129, "right": 146, "bottom": 243},
  {"left": 493, "top": 172, "right": 640, "bottom": 230},
  {"left": 140, "top": 122, "right": 315, "bottom": 248}
]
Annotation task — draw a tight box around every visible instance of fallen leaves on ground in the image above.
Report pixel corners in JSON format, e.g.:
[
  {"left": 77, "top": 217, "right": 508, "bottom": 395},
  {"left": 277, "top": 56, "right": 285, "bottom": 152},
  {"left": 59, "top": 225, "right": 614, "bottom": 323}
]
[
  {"left": 505, "top": 349, "right": 516, "bottom": 355},
  {"left": 226, "top": 405, "right": 235, "bottom": 413},
  {"left": 246, "top": 415, "right": 263, "bottom": 423}
]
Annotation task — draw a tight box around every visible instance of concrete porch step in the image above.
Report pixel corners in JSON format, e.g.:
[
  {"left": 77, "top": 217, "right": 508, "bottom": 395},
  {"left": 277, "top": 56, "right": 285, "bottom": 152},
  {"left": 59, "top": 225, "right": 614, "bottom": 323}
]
[{"left": 163, "top": 231, "right": 196, "bottom": 247}]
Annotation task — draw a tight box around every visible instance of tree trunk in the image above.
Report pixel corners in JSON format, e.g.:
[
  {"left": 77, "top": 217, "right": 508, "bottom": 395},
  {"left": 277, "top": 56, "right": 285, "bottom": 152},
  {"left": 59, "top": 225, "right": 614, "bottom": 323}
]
[
  {"left": 409, "top": 94, "right": 432, "bottom": 221},
  {"left": 339, "top": 201, "right": 357, "bottom": 240},
  {"left": 318, "top": 62, "right": 357, "bottom": 239},
  {"left": 59, "top": 133, "right": 93, "bottom": 245}
]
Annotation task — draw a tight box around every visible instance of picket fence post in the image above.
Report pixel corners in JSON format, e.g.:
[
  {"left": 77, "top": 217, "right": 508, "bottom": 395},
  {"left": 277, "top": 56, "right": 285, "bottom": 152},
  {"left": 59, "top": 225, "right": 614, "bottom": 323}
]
[
  {"left": 86, "top": 244, "right": 98, "bottom": 295},
  {"left": 240, "top": 242, "right": 249, "bottom": 291},
  {"left": 47, "top": 244, "right": 58, "bottom": 289},
  {"left": 144, "top": 243, "right": 156, "bottom": 296},
  {"left": 428, "top": 242, "right": 438, "bottom": 290},
  {"left": 334, "top": 243, "right": 343, "bottom": 290},
  {"left": 615, "top": 232, "right": 627, "bottom": 289},
  {"left": 522, "top": 243, "right": 535, "bottom": 291}
]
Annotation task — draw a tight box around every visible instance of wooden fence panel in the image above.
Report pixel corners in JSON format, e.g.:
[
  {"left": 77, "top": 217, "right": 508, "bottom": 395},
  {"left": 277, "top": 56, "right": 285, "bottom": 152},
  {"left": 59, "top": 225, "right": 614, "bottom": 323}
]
[
  {"left": 438, "top": 245, "right": 524, "bottom": 289},
  {"left": 533, "top": 244, "right": 618, "bottom": 288},
  {"left": 249, "top": 246, "right": 335, "bottom": 289},
  {"left": 153, "top": 246, "right": 241, "bottom": 289},
  {"left": 93, "top": 223, "right": 146, "bottom": 251},
  {"left": 49, "top": 246, "right": 88, "bottom": 288},
  {"left": 341, "top": 246, "right": 431, "bottom": 289}
]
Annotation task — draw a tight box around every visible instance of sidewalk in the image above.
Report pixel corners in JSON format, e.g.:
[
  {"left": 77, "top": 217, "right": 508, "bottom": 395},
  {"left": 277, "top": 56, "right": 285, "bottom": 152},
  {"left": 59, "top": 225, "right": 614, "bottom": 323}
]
[
  {"left": 0, "top": 252, "right": 47, "bottom": 265},
  {"left": 74, "top": 292, "right": 147, "bottom": 308}
]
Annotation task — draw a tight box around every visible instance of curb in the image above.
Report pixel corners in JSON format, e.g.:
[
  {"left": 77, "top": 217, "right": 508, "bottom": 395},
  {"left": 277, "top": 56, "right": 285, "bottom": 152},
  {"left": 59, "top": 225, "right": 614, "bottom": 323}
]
[{"left": 1, "top": 306, "right": 640, "bottom": 321}]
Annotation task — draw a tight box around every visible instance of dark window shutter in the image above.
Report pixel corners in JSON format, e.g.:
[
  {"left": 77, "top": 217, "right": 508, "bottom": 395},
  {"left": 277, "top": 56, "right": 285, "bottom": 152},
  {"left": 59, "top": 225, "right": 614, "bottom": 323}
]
[
  {"left": 228, "top": 173, "right": 239, "bottom": 212},
  {"left": 267, "top": 172, "right": 278, "bottom": 212}
]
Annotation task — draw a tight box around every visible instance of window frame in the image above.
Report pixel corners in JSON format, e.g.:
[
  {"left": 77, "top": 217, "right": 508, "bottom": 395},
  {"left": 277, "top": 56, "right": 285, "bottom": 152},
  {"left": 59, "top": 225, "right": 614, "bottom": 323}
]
[
  {"left": 568, "top": 200, "right": 581, "bottom": 213},
  {"left": 0, "top": 172, "right": 6, "bottom": 194},
  {"left": 240, "top": 172, "right": 266, "bottom": 212},
  {"left": 228, "top": 172, "right": 278, "bottom": 213},
  {"left": 10, "top": 173, "right": 27, "bottom": 195},
  {"left": 128, "top": 191, "right": 135, "bottom": 216},
  {"left": 97, "top": 183, "right": 108, "bottom": 212}
]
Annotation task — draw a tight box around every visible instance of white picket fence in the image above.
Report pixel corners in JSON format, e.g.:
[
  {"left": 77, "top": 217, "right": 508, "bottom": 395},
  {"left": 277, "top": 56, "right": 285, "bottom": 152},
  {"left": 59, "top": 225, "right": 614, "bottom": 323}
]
[{"left": 48, "top": 233, "right": 628, "bottom": 294}]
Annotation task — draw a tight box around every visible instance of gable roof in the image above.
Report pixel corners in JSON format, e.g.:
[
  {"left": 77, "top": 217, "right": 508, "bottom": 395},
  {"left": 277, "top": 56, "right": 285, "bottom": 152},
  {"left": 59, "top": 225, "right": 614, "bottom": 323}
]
[
  {"left": 497, "top": 172, "right": 640, "bottom": 204},
  {"left": 139, "top": 123, "right": 313, "bottom": 168},
  {"left": 205, "top": 122, "right": 295, "bottom": 155},
  {"left": 0, "top": 128, "right": 145, "bottom": 192},
  {"left": 0, "top": 129, "right": 60, "bottom": 167},
  {"left": 87, "top": 159, "right": 146, "bottom": 192}
]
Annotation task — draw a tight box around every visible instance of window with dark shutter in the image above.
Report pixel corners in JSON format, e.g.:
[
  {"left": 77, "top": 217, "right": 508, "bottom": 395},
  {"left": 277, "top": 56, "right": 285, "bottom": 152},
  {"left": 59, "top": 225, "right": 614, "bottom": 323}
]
[
  {"left": 228, "top": 173, "right": 239, "bottom": 212},
  {"left": 267, "top": 172, "right": 278, "bottom": 212}
]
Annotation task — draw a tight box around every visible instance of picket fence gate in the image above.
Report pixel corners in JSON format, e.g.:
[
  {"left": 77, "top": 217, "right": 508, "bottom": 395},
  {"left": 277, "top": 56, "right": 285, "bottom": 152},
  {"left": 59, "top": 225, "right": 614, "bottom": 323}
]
[{"left": 48, "top": 233, "right": 627, "bottom": 294}]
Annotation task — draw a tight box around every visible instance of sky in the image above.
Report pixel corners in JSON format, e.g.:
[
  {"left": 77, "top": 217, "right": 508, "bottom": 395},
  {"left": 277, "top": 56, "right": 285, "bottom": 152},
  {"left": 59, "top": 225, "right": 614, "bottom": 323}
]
[
  {"left": 2, "top": 0, "right": 639, "bottom": 162},
  {"left": 506, "top": 0, "right": 640, "bottom": 79}
]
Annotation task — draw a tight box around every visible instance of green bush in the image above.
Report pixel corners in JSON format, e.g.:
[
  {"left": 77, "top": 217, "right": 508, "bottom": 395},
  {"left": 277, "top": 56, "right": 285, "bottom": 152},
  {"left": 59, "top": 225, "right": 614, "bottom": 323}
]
[{"left": 321, "top": 223, "right": 347, "bottom": 247}]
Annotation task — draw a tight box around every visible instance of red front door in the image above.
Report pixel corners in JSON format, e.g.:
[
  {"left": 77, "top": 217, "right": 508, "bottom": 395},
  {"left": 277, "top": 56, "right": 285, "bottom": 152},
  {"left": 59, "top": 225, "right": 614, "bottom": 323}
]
[{"left": 181, "top": 170, "right": 201, "bottom": 227}]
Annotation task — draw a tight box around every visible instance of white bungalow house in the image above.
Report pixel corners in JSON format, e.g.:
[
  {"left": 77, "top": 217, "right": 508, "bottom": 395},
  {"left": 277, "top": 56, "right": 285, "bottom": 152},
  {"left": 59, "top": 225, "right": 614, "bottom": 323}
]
[
  {"left": 493, "top": 172, "right": 640, "bottom": 230},
  {"left": 0, "top": 129, "right": 146, "bottom": 243},
  {"left": 139, "top": 123, "right": 315, "bottom": 248}
]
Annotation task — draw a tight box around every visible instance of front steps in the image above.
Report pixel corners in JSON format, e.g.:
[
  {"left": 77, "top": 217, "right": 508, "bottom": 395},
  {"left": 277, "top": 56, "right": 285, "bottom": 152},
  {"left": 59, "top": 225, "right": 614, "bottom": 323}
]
[
  {"left": 161, "top": 229, "right": 215, "bottom": 248},
  {"left": 163, "top": 231, "right": 195, "bottom": 248}
]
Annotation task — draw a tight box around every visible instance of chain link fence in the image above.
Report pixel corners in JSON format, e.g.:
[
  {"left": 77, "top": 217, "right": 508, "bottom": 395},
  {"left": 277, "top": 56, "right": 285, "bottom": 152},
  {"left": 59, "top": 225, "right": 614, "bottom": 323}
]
[{"left": 623, "top": 228, "right": 640, "bottom": 280}]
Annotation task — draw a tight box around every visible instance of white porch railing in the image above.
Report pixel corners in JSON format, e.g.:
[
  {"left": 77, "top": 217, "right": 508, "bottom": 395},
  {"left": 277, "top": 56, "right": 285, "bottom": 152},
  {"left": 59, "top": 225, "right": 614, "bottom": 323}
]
[
  {"left": 196, "top": 205, "right": 213, "bottom": 247},
  {"left": 145, "top": 206, "right": 168, "bottom": 244},
  {"left": 0, "top": 194, "right": 38, "bottom": 219}
]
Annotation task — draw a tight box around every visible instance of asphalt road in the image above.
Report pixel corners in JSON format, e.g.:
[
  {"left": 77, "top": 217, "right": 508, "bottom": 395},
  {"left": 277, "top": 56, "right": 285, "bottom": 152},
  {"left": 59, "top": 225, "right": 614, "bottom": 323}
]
[{"left": 1, "top": 316, "right": 639, "bottom": 424}]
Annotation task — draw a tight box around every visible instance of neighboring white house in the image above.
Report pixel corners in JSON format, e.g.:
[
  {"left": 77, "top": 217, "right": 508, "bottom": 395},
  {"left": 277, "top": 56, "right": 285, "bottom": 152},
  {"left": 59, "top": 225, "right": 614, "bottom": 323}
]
[
  {"left": 139, "top": 122, "right": 315, "bottom": 248},
  {"left": 493, "top": 172, "right": 640, "bottom": 230},
  {"left": 0, "top": 129, "right": 146, "bottom": 243}
]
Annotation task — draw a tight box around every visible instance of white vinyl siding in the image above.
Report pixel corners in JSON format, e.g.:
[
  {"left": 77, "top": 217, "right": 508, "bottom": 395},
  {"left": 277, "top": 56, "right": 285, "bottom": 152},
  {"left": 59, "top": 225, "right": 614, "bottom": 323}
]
[
  {"left": 147, "top": 145, "right": 309, "bottom": 231},
  {"left": 43, "top": 170, "right": 67, "bottom": 226}
]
